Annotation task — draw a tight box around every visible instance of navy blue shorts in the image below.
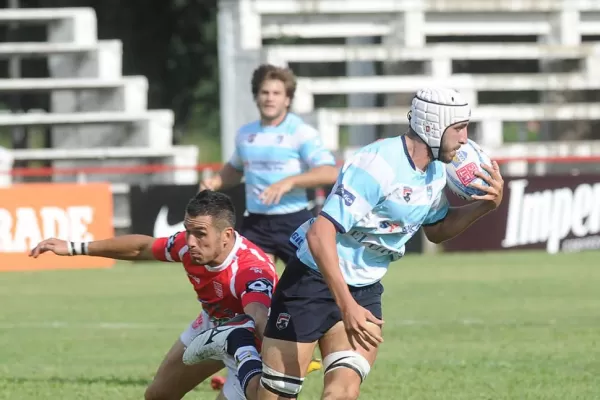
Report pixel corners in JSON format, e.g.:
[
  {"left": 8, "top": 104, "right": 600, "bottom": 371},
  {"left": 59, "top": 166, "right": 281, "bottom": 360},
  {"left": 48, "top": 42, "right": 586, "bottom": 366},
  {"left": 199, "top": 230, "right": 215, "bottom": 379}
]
[
  {"left": 264, "top": 257, "right": 384, "bottom": 343},
  {"left": 240, "top": 209, "right": 313, "bottom": 265}
]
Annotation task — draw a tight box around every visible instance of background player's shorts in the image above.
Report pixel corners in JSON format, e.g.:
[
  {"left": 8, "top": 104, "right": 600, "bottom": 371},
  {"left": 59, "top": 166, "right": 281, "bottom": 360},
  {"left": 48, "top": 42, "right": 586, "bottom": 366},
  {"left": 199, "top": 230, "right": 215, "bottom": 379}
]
[
  {"left": 264, "top": 257, "right": 383, "bottom": 343},
  {"left": 241, "top": 209, "right": 313, "bottom": 264},
  {"left": 180, "top": 310, "right": 245, "bottom": 400}
]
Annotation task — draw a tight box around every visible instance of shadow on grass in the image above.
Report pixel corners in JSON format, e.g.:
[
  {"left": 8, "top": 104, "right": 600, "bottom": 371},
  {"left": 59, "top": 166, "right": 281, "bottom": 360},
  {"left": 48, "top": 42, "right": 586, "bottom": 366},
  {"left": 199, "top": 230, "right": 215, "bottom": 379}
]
[{"left": 1, "top": 375, "right": 151, "bottom": 387}]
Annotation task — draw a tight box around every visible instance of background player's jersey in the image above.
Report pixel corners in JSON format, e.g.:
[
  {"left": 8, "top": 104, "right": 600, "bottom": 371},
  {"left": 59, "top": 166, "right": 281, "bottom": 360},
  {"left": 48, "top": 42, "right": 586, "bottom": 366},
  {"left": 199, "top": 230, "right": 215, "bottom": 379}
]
[
  {"left": 291, "top": 135, "right": 449, "bottom": 287},
  {"left": 228, "top": 112, "right": 336, "bottom": 215},
  {"left": 151, "top": 232, "right": 278, "bottom": 324}
]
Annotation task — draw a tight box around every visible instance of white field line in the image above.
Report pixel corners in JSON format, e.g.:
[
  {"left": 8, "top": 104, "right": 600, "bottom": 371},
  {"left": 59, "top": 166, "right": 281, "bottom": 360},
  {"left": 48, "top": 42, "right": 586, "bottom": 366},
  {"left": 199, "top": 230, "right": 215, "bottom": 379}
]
[
  {"left": 0, "top": 321, "right": 185, "bottom": 330},
  {"left": 0, "top": 318, "right": 563, "bottom": 330}
]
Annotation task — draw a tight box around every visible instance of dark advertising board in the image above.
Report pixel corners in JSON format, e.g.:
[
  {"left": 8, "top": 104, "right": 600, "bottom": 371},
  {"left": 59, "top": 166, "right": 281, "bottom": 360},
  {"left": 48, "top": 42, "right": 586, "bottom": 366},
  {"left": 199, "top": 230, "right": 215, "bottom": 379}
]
[
  {"left": 443, "top": 175, "right": 600, "bottom": 254},
  {"left": 129, "top": 184, "right": 246, "bottom": 237}
]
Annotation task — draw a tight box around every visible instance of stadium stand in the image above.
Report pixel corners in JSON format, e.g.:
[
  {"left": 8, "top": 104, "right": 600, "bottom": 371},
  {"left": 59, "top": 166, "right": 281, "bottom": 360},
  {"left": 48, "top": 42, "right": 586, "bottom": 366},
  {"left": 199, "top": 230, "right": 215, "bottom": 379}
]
[
  {"left": 218, "top": 0, "right": 600, "bottom": 179},
  {"left": 0, "top": 7, "right": 198, "bottom": 231},
  {"left": 4, "top": 2, "right": 600, "bottom": 233}
]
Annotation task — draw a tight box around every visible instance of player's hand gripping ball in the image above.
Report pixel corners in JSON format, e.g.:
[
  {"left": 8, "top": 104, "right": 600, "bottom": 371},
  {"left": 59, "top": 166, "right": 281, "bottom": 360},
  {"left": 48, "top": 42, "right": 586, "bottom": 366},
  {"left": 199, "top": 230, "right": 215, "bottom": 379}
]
[{"left": 445, "top": 139, "right": 493, "bottom": 201}]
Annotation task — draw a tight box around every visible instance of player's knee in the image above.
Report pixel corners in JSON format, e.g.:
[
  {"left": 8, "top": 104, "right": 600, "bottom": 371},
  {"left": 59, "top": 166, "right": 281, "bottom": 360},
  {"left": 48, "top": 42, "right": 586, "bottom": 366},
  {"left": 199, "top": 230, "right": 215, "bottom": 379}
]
[
  {"left": 259, "top": 363, "right": 304, "bottom": 398},
  {"left": 322, "top": 384, "right": 361, "bottom": 400},
  {"left": 320, "top": 351, "right": 371, "bottom": 400},
  {"left": 144, "top": 382, "right": 178, "bottom": 400},
  {"left": 323, "top": 351, "right": 371, "bottom": 383}
]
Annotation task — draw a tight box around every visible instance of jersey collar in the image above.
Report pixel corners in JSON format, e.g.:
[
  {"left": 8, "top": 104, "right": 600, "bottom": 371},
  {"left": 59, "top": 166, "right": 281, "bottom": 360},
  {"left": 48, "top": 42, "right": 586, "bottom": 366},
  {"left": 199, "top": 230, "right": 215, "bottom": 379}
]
[{"left": 204, "top": 231, "right": 242, "bottom": 273}]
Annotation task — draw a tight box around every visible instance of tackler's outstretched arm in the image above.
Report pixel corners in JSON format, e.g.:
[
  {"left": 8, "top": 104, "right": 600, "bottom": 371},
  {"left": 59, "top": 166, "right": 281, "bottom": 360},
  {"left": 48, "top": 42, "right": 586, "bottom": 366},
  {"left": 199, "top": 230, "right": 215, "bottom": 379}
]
[{"left": 29, "top": 235, "right": 158, "bottom": 261}]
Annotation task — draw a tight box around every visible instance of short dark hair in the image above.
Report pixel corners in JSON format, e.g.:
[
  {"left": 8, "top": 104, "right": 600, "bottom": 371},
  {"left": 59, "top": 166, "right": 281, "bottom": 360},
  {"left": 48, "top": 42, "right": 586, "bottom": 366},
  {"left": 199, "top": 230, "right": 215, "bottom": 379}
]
[
  {"left": 185, "top": 190, "right": 236, "bottom": 230},
  {"left": 251, "top": 63, "right": 297, "bottom": 103}
]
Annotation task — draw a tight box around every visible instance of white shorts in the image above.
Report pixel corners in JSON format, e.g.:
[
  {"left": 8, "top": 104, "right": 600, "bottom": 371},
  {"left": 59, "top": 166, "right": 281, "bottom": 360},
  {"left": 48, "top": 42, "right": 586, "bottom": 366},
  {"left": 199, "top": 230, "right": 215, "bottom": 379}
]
[{"left": 180, "top": 310, "right": 245, "bottom": 400}]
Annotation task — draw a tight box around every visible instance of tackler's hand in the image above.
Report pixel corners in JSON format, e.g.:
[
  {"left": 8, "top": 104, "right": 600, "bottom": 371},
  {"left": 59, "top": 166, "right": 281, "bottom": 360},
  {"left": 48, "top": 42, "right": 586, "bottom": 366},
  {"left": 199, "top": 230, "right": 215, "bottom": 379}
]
[{"left": 29, "top": 238, "right": 70, "bottom": 258}]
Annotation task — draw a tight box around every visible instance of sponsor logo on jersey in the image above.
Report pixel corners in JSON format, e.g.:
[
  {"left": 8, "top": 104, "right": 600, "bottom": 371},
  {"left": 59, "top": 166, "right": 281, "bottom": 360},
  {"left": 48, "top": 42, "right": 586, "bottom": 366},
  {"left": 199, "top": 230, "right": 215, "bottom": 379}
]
[
  {"left": 335, "top": 184, "right": 356, "bottom": 206},
  {"left": 403, "top": 186, "right": 413, "bottom": 202}
]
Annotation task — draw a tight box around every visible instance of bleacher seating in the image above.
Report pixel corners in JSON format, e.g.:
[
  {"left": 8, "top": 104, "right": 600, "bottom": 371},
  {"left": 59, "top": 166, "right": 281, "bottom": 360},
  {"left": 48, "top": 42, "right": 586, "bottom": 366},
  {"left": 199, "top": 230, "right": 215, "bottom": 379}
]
[
  {"left": 0, "top": 76, "right": 148, "bottom": 98},
  {"left": 315, "top": 103, "right": 600, "bottom": 151},
  {"left": 252, "top": 0, "right": 600, "bottom": 44},
  {"left": 218, "top": 0, "right": 600, "bottom": 178},
  {"left": 293, "top": 72, "right": 600, "bottom": 113},
  {"left": 264, "top": 43, "right": 600, "bottom": 64},
  {"left": 6, "top": 2, "right": 600, "bottom": 231},
  {"left": 0, "top": 7, "right": 198, "bottom": 232}
]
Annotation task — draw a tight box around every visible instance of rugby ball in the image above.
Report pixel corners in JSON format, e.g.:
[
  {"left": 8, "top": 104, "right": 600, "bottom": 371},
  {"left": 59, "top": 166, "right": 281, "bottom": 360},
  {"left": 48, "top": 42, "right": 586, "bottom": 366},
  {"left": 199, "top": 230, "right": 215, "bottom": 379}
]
[{"left": 445, "top": 139, "right": 493, "bottom": 201}]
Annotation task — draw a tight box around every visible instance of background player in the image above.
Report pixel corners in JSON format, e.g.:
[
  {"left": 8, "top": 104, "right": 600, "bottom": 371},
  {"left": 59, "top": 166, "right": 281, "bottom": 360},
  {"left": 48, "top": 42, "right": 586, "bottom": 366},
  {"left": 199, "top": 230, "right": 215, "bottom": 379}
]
[
  {"left": 29, "top": 190, "right": 278, "bottom": 400},
  {"left": 200, "top": 63, "right": 338, "bottom": 266},
  {"left": 185, "top": 88, "right": 505, "bottom": 400}
]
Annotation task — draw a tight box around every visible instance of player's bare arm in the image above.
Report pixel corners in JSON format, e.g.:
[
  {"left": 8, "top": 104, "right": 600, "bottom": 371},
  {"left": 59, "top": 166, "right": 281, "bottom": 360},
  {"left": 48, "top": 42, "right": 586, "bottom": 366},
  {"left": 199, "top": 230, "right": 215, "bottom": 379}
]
[
  {"left": 200, "top": 162, "right": 243, "bottom": 191},
  {"left": 29, "top": 235, "right": 157, "bottom": 261},
  {"left": 307, "top": 215, "right": 384, "bottom": 351},
  {"left": 243, "top": 302, "right": 269, "bottom": 340},
  {"left": 260, "top": 164, "right": 338, "bottom": 205},
  {"left": 423, "top": 162, "right": 504, "bottom": 244}
]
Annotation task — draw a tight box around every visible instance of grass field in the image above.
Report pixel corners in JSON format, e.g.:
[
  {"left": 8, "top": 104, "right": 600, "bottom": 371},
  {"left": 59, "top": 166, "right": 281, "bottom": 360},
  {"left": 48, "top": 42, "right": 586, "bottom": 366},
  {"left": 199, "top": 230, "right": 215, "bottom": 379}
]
[{"left": 1, "top": 250, "right": 599, "bottom": 399}]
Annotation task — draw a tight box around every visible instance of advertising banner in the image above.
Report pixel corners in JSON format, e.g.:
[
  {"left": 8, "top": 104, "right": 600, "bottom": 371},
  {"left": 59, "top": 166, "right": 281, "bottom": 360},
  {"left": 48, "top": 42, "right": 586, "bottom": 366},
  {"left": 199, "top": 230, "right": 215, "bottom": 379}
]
[
  {"left": 0, "top": 183, "right": 115, "bottom": 271},
  {"left": 129, "top": 184, "right": 247, "bottom": 237},
  {"left": 443, "top": 175, "right": 600, "bottom": 254}
]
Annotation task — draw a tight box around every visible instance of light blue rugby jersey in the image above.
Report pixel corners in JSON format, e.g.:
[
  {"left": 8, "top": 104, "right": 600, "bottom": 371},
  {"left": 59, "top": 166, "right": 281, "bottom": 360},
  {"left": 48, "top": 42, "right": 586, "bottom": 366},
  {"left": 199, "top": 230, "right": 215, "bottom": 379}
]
[
  {"left": 228, "top": 113, "right": 336, "bottom": 215},
  {"left": 290, "top": 135, "right": 450, "bottom": 287}
]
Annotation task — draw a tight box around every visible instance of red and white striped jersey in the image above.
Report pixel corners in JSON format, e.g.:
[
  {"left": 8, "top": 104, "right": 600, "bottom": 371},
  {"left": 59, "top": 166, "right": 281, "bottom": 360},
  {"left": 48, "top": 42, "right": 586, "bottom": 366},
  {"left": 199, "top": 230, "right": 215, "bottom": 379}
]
[{"left": 152, "top": 231, "right": 278, "bottom": 324}]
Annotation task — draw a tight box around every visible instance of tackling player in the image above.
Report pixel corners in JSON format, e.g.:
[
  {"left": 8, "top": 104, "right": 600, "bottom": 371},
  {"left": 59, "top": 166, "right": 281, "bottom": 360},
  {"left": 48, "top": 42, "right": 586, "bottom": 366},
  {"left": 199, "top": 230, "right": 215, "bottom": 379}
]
[
  {"left": 200, "top": 63, "right": 338, "bottom": 266},
  {"left": 29, "top": 190, "right": 278, "bottom": 400},
  {"left": 184, "top": 88, "right": 506, "bottom": 399}
]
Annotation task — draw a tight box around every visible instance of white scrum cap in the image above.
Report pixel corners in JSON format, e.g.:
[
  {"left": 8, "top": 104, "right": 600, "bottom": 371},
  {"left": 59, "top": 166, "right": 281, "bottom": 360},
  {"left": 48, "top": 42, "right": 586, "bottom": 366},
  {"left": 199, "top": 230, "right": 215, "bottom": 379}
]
[{"left": 409, "top": 87, "right": 471, "bottom": 159}]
